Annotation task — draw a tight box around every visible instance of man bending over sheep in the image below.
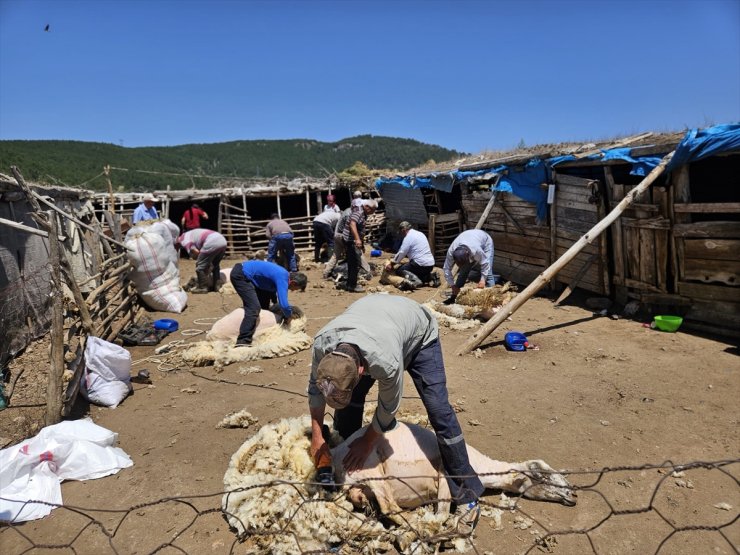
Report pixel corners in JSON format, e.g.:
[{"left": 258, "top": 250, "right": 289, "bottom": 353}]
[
  {"left": 308, "top": 294, "right": 484, "bottom": 534},
  {"left": 230, "top": 260, "right": 307, "bottom": 348}
]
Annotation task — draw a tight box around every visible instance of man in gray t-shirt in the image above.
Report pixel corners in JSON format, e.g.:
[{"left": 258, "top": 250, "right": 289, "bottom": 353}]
[{"left": 307, "top": 294, "right": 484, "bottom": 518}]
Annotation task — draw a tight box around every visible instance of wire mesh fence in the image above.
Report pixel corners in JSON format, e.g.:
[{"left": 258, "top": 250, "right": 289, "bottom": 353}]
[{"left": 1, "top": 459, "right": 737, "bottom": 555}]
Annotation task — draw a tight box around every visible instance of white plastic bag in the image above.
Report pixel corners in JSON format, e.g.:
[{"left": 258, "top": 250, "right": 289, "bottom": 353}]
[
  {"left": 80, "top": 336, "right": 132, "bottom": 408},
  {"left": 0, "top": 419, "right": 132, "bottom": 522}
]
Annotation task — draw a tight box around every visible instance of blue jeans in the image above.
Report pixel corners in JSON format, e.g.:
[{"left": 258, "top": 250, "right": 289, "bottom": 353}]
[
  {"left": 333, "top": 339, "right": 484, "bottom": 504},
  {"left": 455, "top": 248, "right": 496, "bottom": 288},
  {"left": 230, "top": 263, "right": 276, "bottom": 345},
  {"left": 267, "top": 233, "right": 297, "bottom": 272}
]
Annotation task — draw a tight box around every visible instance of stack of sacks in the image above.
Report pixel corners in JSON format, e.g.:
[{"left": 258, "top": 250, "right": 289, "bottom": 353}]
[{"left": 125, "top": 219, "right": 187, "bottom": 312}]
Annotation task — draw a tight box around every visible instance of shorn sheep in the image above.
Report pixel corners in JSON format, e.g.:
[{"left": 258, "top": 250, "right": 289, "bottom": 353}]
[{"left": 223, "top": 416, "right": 575, "bottom": 554}]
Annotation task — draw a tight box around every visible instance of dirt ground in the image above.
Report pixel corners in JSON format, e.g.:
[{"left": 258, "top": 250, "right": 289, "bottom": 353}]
[{"left": 1, "top": 257, "right": 738, "bottom": 555}]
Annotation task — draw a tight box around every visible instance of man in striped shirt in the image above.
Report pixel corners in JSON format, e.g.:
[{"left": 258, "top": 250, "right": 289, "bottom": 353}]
[
  {"left": 177, "top": 229, "right": 228, "bottom": 293},
  {"left": 341, "top": 200, "right": 377, "bottom": 293}
]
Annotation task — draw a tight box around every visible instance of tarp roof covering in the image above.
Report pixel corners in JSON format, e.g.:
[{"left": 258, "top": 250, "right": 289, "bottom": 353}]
[{"left": 376, "top": 124, "right": 740, "bottom": 221}]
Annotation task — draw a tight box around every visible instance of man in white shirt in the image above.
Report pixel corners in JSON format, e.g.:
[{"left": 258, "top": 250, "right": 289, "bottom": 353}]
[
  {"left": 382, "top": 221, "right": 438, "bottom": 290},
  {"left": 443, "top": 229, "right": 496, "bottom": 302},
  {"left": 312, "top": 209, "right": 341, "bottom": 262}
]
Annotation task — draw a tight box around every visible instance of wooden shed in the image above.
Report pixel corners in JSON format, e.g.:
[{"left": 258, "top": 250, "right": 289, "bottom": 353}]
[{"left": 377, "top": 125, "right": 740, "bottom": 338}]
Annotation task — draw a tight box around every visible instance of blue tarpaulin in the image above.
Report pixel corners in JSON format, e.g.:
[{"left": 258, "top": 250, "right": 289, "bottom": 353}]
[
  {"left": 666, "top": 123, "right": 740, "bottom": 172},
  {"left": 376, "top": 124, "right": 740, "bottom": 216}
]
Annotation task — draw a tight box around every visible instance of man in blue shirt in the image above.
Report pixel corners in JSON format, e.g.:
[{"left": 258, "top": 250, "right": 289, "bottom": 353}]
[
  {"left": 132, "top": 193, "right": 159, "bottom": 224},
  {"left": 230, "top": 260, "right": 307, "bottom": 347}
]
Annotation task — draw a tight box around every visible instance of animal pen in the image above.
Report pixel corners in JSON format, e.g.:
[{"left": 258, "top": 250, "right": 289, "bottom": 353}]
[
  {"left": 377, "top": 124, "right": 740, "bottom": 339},
  {"left": 93, "top": 178, "right": 386, "bottom": 257}
]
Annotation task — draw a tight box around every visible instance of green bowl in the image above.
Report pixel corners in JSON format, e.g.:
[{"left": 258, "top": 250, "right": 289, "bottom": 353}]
[{"left": 653, "top": 315, "right": 683, "bottom": 332}]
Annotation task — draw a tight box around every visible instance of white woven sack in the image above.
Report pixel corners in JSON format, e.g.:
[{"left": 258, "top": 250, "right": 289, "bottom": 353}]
[
  {"left": 125, "top": 230, "right": 187, "bottom": 312},
  {"left": 81, "top": 337, "right": 132, "bottom": 408}
]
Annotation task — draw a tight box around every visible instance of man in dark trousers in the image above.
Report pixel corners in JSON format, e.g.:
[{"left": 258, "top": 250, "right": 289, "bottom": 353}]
[
  {"left": 230, "top": 260, "right": 307, "bottom": 347},
  {"left": 307, "top": 294, "right": 484, "bottom": 534},
  {"left": 265, "top": 214, "right": 298, "bottom": 272}
]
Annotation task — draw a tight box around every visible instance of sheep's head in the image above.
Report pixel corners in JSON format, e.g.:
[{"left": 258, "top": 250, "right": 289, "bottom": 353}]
[{"left": 520, "top": 460, "right": 577, "bottom": 506}]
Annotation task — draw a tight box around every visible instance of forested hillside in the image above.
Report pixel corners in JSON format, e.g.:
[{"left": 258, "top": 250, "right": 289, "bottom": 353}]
[{"left": 0, "top": 136, "right": 463, "bottom": 191}]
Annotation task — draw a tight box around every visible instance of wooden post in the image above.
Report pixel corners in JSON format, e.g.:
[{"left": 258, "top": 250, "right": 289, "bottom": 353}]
[
  {"left": 474, "top": 176, "right": 501, "bottom": 230},
  {"left": 549, "top": 177, "right": 558, "bottom": 291},
  {"left": 47, "top": 212, "right": 64, "bottom": 425},
  {"left": 276, "top": 191, "right": 282, "bottom": 219},
  {"left": 104, "top": 165, "right": 115, "bottom": 214},
  {"left": 457, "top": 151, "right": 674, "bottom": 355}
]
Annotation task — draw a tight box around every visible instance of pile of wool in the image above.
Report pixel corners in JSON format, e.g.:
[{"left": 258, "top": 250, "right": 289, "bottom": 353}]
[
  {"left": 180, "top": 313, "right": 311, "bottom": 366},
  {"left": 222, "top": 417, "right": 480, "bottom": 554},
  {"left": 222, "top": 416, "right": 390, "bottom": 554},
  {"left": 217, "top": 409, "right": 259, "bottom": 429}
]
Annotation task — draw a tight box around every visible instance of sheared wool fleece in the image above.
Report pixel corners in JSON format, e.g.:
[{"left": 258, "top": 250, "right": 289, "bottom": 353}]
[
  {"left": 181, "top": 315, "right": 310, "bottom": 365},
  {"left": 222, "top": 416, "right": 482, "bottom": 554}
]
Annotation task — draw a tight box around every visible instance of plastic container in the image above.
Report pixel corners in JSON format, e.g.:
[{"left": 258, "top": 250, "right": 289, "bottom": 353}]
[
  {"left": 370, "top": 249, "right": 382, "bottom": 257},
  {"left": 153, "top": 318, "right": 179, "bottom": 332},
  {"left": 652, "top": 315, "right": 683, "bottom": 333},
  {"left": 504, "top": 331, "right": 529, "bottom": 351}
]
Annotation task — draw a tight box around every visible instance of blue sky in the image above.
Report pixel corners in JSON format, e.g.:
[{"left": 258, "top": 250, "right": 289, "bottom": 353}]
[{"left": 0, "top": 0, "right": 738, "bottom": 154}]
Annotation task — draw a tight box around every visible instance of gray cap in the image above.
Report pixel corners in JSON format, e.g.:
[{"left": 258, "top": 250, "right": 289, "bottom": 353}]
[{"left": 399, "top": 221, "right": 412, "bottom": 231}]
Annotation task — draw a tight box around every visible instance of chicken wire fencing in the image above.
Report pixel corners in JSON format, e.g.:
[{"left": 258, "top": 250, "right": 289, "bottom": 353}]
[{"left": 1, "top": 459, "right": 737, "bottom": 555}]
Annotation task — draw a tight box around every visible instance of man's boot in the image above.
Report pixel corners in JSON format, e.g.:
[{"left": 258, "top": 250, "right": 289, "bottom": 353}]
[
  {"left": 400, "top": 270, "right": 422, "bottom": 290},
  {"left": 192, "top": 270, "right": 209, "bottom": 294}
]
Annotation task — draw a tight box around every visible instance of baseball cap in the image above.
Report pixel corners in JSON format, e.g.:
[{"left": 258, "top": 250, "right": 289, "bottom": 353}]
[{"left": 315, "top": 351, "right": 359, "bottom": 409}]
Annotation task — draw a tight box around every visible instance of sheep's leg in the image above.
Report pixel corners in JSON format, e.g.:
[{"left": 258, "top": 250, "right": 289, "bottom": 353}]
[
  {"left": 436, "top": 475, "right": 451, "bottom": 516},
  {"left": 466, "top": 445, "right": 527, "bottom": 492}
]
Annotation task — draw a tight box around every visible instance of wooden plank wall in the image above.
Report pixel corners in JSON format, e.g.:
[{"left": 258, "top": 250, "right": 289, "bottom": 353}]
[
  {"left": 552, "top": 174, "right": 608, "bottom": 295},
  {"left": 462, "top": 190, "right": 549, "bottom": 285},
  {"left": 219, "top": 199, "right": 386, "bottom": 258}
]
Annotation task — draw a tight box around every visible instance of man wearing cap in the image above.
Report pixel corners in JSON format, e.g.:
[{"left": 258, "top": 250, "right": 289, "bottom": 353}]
[
  {"left": 230, "top": 259, "right": 307, "bottom": 347},
  {"left": 443, "top": 229, "right": 496, "bottom": 302},
  {"left": 323, "top": 194, "right": 341, "bottom": 213},
  {"left": 312, "top": 208, "right": 341, "bottom": 262},
  {"left": 265, "top": 214, "right": 298, "bottom": 272},
  {"left": 132, "top": 194, "right": 159, "bottom": 224},
  {"left": 308, "top": 294, "right": 484, "bottom": 532},
  {"left": 176, "top": 228, "right": 227, "bottom": 293},
  {"left": 382, "top": 221, "right": 437, "bottom": 291}
]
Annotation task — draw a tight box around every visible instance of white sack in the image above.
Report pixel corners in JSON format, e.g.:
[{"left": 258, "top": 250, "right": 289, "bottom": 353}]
[
  {"left": 0, "top": 419, "right": 133, "bottom": 522},
  {"left": 207, "top": 308, "right": 278, "bottom": 341},
  {"left": 80, "top": 336, "right": 132, "bottom": 408},
  {"left": 125, "top": 219, "right": 187, "bottom": 312}
]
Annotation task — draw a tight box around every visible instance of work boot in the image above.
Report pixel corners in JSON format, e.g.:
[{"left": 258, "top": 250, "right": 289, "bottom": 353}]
[
  {"left": 453, "top": 501, "right": 481, "bottom": 536},
  {"left": 401, "top": 270, "right": 422, "bottom": 289},
  {"left": 191, "top": 271, "right": 209, "bottom": 294},
  {"left": 398, "top": 279, "right": 415, "bottom": 291}
]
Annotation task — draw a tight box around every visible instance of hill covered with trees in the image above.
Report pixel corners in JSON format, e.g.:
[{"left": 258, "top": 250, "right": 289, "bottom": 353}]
[{"left": 0, "top": 136, "right": 464, "bottom": 191}]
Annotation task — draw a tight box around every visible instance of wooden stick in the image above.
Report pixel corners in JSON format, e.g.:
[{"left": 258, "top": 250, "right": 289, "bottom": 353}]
[
  {"left": 85, "top": 263, "right": 131, "bottom": 303},
  {"left": 553, "top": 253, "right": 597, "bottom": 306},
  {"left": 10, "top": 167, "right": 130, "bottom": 251},
  {"left": 457, "top": 151, "right": 674, "bottom": 355},
  {"left": 0, "top": 216, "right": 50, "bottom": 237},
  {"left": 474, "top": 176, "right": 501, "bottom": 230},
  {"left": 47, "top": 212, "right": 64, "bottom": 425}
]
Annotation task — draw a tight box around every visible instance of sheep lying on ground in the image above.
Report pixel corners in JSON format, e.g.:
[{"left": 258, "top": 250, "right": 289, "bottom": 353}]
[
  {"left": 223, "top": 416, "right": 575, "bottom": 554},
  {"left": 428, "top": 283, "right": 518, "bottom": 328},
  {"left": 180, "top": 308, "right": 310, "bottom": 366}
]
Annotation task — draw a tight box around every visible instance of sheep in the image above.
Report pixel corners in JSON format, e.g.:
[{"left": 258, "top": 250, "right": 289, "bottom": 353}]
[{"left": 222, "top": 416, "right": 575, "bottom": 554}]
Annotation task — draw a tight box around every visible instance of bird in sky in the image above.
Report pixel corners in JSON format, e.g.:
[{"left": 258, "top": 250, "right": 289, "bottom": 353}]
[{"left": 44, "top": 24, "right": 50, "bottom": 32}]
